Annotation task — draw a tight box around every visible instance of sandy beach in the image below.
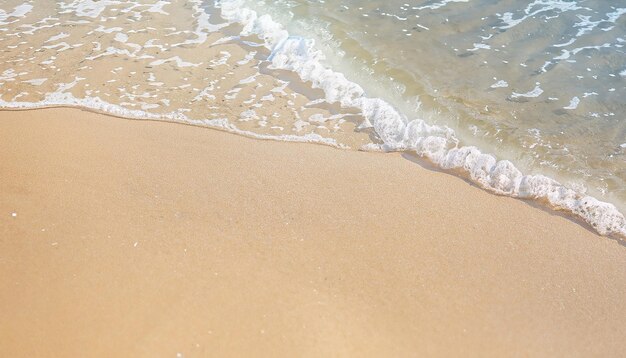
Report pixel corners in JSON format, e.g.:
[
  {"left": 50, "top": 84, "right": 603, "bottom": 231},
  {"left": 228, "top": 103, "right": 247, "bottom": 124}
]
[{"left": 1, "top": 107, "right": 625, "bottom": 357}]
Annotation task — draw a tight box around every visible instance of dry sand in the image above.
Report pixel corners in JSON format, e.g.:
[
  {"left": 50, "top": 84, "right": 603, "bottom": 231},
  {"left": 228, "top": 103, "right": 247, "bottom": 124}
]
[{"left": 1, "top": 108, "right": 625, "bottom": 357}]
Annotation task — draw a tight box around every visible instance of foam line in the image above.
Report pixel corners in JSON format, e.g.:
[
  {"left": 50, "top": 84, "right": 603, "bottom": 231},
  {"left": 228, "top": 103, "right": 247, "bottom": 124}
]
[
  {"left": 0, "top": 94, "right": 344, "bottom": 149},
  {"left": 216, "top": 0, "right": 626, "bottom": 238}
]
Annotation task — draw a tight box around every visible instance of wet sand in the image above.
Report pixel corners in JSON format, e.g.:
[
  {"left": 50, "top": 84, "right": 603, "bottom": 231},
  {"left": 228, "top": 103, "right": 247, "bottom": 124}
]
[{"left": 1, "top": 108, "right": 626, "bottom": 357}]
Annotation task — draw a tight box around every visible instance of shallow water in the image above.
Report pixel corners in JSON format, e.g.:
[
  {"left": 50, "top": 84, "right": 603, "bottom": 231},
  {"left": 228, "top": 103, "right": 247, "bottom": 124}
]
[
  {"left": 0, "top": 0, "right": 625, "bottom": 237},
  {"left": 242, "top": 0, "right": 626, "bottom": 212}
]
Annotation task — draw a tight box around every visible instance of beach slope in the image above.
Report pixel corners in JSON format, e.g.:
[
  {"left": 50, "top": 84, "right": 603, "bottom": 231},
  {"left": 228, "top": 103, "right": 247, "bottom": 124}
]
[{"left": 1, "top": 108, "right": 625, "bottom": 357}]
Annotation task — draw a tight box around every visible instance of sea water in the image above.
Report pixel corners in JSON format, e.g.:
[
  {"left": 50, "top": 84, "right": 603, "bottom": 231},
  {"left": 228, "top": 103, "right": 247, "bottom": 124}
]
[{"left": 0, "top": 0, "right": 625, "bottom": 237}]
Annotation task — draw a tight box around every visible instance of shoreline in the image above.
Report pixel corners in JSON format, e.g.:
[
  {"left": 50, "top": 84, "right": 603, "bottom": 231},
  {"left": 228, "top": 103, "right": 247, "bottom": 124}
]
[
  {"left": 217, "top": 0, "right": 626, "bottom": 239},
  {"left": 2, "top": 106, "right": 621, "bottom": 242},
  {"left": 2, "top": 107, "right": 626, "bottom": 356},
  {"left": 399, "top": 151, "right": 611, "bottom": 241}
]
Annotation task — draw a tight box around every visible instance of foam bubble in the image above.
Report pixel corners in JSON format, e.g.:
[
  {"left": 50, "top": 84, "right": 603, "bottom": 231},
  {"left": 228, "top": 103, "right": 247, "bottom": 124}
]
[
  {"left": 511, "top": 83, "right": 544, "bottom": 99},
  {"left": 563, "top": 96, "right": 580, "bottom": 110},
  {"left": 0, "top": 3, "right": 33, "bottom": 25},
  {"left": 490, "top": 80, "right": 508, "bottom": 88}
]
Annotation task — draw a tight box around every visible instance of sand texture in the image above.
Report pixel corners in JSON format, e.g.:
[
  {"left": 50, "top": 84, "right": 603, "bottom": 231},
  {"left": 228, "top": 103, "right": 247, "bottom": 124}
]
[{"left": 1, "top": 108, "right": 626, "bottom": 357}]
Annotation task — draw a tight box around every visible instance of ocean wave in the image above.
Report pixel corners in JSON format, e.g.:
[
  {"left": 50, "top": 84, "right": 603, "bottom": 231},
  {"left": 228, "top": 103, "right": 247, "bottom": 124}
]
[{"left": 217, "top": 0, "right": 626, "bottom": 239}]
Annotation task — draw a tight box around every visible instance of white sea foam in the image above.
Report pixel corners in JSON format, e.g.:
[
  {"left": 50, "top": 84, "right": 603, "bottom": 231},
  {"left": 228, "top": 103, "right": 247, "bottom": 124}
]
[
  {"left": 216, "top": 0, "right": 626, "bottom": 238},
  {"left": 564, "top": 96, "right": 580, "bottom": 110},
  {"left": 22, "top": 78, "right": 48, "bottom": 86},
  {"left": 45, "top": 33, "right": 70, "bottom": 43},
  {"left": 413, "top": 0, "right": 469, "bottom": 11},
  {"left": 59, "top": 0, "right": 121, "bottom": 19},
  {"left": 146, "top": 0, "right": 170, "bottom": 15},
  {"left": 149, "top": 56, "right": 201, "bottom": 68},
  {"left": 574, "top": 8, "right": 626, "bottom": 37},
  {"left": 0, "top": 85, "right": 343, "bottom": 154},
  {"left": 114, "top": 33, "right": 128, "bottom": 43},
  {"left": 171, "top": 0, "right": 229, "bottom": 47},
  {"left": 42, "top": 42, "right": 73, "bottom": 52},
  {"left": 498, "top": 0, "right": 584, "bottom": 30},
  {"left": 490, "top": 80, "right": 508, "bottom": 88},
  {"left": 511, "top": 83, "right": 544, "bottom": 99},
  {"left": 93, "top": 25, "right": 123, "bottom": 34},
  {"left": 0, "top": 3, "right": 33, "bottom": 25},
  {"left": 468, "top": 43, "right": 491, "bottom": 51}
]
